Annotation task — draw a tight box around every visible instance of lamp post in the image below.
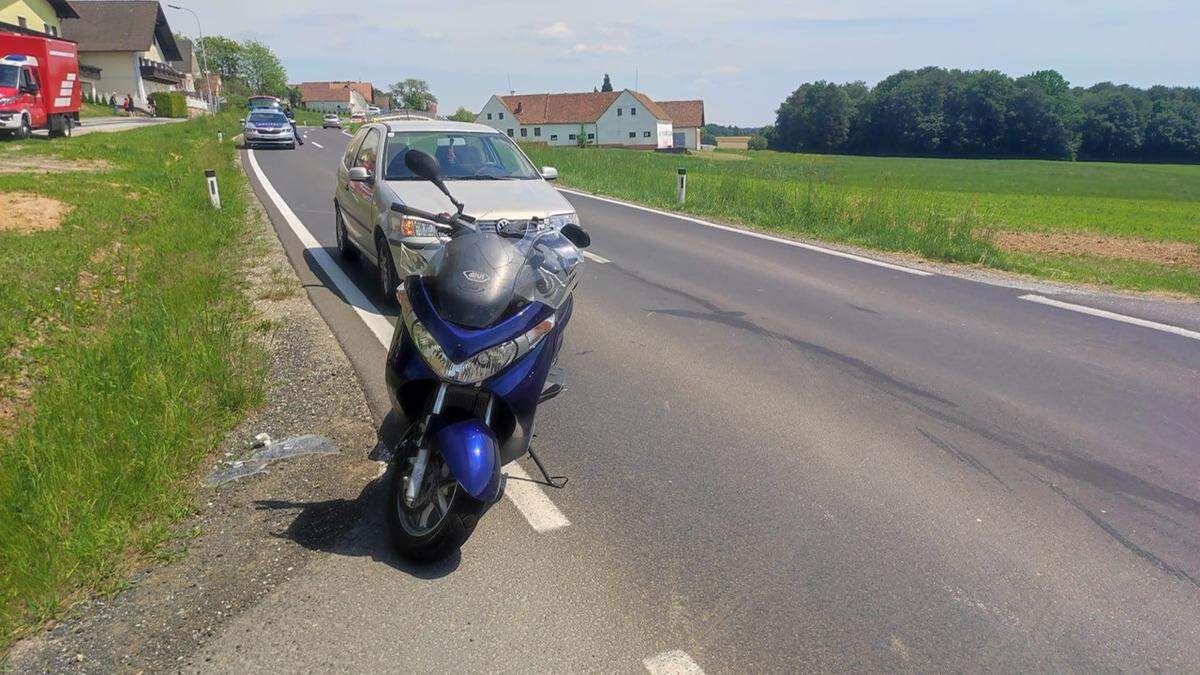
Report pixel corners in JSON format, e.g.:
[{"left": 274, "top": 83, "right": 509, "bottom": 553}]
[{"left": 167, "top": 4, "right": 216, "bottom": 113}]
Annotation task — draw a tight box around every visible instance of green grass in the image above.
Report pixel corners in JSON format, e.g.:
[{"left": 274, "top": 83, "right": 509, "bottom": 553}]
[
  {"left": 78, "top": 101, "right": 116, "bottom": 119},
  {"left": 522, "top": 145, "right": 1200, "bottom": 295},
  {"left": 0, "top": 112, "right": 266, "bottom": 649}
]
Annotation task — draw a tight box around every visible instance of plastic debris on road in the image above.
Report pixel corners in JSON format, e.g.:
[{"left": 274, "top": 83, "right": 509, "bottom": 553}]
[{"left": 203, "top": 434, "right": 340, "bottom": 487}]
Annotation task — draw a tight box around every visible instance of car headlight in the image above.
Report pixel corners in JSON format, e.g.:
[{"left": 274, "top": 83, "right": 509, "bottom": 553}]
[
  {"left": 396, "top": 215, "right": 438, "bottom": 237},
  {"left": 405, "top": 312, "right": 556, "bottom": 384},
  {"left": 548, "top": 212, "right": 579, "bottom": 229}
]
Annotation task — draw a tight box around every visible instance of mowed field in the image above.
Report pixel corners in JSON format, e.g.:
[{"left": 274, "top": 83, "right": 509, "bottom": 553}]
[{"left": 521, "top": 145, "right": 1200, "bottom": 296}]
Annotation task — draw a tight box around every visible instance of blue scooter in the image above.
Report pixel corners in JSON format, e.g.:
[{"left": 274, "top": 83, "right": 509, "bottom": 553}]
[{"left": 383, "top": 149, "right": 590, "bottom": 560}]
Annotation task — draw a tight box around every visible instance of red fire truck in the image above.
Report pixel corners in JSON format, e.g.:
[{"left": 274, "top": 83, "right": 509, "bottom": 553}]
[{"left": 0, "top": 31, "right": 82, "bottom": 139}]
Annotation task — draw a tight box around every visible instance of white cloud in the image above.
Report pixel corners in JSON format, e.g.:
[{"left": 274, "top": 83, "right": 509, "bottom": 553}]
[
  {"left": 564, "top": 42, "right": 629, "bottom": 56},
  {"left": 537, "top": 22, "right": 574, "bottom": 39},
  {"left": 712, "top": 65, "right": 742, "bottom": 76}
]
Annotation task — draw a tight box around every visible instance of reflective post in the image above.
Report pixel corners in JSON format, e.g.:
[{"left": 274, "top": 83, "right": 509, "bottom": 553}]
[
  {"left": 677, "top": 167, "right": 687, "bottom": 205},
  {"left": 205, "top": 169, "right": 221, "bottom": 209}
]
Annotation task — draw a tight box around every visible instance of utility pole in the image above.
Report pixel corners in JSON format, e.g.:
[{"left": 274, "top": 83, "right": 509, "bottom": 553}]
[{"left": 167, "top": 4, "right": 216, "bottom": 113}]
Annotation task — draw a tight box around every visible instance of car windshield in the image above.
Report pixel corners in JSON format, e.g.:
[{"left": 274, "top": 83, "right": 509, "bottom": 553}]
[
  {"left": 249, "top": 112, "right": 288, "bottom": 124},
  {"left": 383, "top": 131, "right": 540, "bottom": 181},
  {"left": 0, "top": 65, "right": 17, "bottom": 89}
]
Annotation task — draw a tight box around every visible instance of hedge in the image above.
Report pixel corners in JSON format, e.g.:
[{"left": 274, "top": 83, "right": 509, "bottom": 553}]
[{"left": 149, "top": 91, "right": 188, "bottom": 118}]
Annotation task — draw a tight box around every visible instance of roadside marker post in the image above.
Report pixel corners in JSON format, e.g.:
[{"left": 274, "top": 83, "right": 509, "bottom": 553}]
[
  {"left": 677, "top": 167, "right": 687, "bottom": 205},
  {"left": 217, "top": 131, "right": 223, "bottom": 143},
  {"left": 205, "top": 169, "right": 221, "bottom": 209}
]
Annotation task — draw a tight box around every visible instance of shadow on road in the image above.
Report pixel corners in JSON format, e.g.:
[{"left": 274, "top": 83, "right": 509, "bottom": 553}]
[{"left": 252, "top": 412, "right": 461, "bottom": 579}]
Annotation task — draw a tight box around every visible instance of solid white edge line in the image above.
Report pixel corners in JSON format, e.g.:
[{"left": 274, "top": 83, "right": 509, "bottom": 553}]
[
  {"left": 558, "top": 187, "right": 932, "bottom": 277},
  {"left": 245, "top": 149, "right": 571, "bottom": 532},
  {"left": 643, "top": 650, "right": 705, "bottom": 674},
  {"left": 1019, "top": 295, "right": 1200, "bottom": 341},
  {"left": 582, "top": 251, "right": 610, "bottom": 264}
]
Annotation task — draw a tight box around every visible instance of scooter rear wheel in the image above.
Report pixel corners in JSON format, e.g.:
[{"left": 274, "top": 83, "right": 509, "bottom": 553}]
[{"left": 386, "top": 440, "right": 486, "bottom": 561}]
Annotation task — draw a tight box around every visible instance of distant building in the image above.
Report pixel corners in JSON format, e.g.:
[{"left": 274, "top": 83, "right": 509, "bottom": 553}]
[
  {"left": 293, "top": 81, "right": 374, "bottom": 115},
  {"left": 476, "top": 89, "right": 683, "bottom": 149},
  {"left": 715, "top": 136, "right": 751, "bottom": 150},
  {"left": 63, "top": 1, "right": 184, "bottom": 110},
  {"left": 658, "top": 100, "right": 705, "bottom": 150}
]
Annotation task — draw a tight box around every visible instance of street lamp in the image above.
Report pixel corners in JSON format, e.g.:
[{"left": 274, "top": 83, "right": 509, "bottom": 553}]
[{"left": 167, "top": 4, "right": 216, "bottom": 112}]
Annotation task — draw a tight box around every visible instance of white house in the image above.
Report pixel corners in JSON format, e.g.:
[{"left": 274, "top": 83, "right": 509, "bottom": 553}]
[
  {"left": 658, "top": 100, "right": 705, "bottom": 150},
  {"left": 62, "top": 0, "right": 184, "bottom": 110},
  {"left": 476, "top": 89, "right": 675, "bottom": 149}
]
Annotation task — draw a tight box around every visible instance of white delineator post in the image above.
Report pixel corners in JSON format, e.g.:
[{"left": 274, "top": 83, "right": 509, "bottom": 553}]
[
  {"left": 205, "top": 169, "right": 221, "bottom": 209},
  {"left": 217, "top": 130, "right": 223, "bottom": 143},
  {"left": 677, "top": 167, "right": 687, "bottom": 205}
]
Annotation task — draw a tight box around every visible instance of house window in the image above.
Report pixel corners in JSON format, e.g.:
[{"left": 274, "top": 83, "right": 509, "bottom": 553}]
[
  {"left": 628, "top": 131, "right": 636, "bottom": 139},
  {"left": 568, "top": 134, "right": 576, "bottom": 140},
  {"left": 487, "top": 112, "right": 492, "bottom": 120},
  {"left": 588, "top": 133, "right": 594, "bottom": 140},
  {"left": 551, "top": 134, "right": 558, "bottom": 141},
  {"left": 498, "top": 112, "right": 504, "bottom": 119},
  {"left": 631, "top": 106, "right": 636, "bottom": 115},
  {"left": 643, "top": 131, "right": 651, "bottom": 137},
  {"left": 43, "top": 23, "right": 51, "bottom": 34},
  {"left": 534, "top": 127, "right": 541, "bottom": 137},
  {"left": 17, "top": 16, "right": 27, "bottom": 28},
  {"left": 520, "top": 128, "right": 527, "bottom": 137},
  {"left": 507, "top": 129, "right": 514, "bottom": 137},
  {"left": 617, "top": 108, "right": 622, "bottom": 116}
]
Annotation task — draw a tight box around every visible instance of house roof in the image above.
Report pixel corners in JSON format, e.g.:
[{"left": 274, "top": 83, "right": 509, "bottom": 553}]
[
  {"left": 658, "top": 100, "right": 705, "bottom": 128},
  {"left": 294, "top": 81, "right": 373, "bottom": 104},
  {"left": 171, "top": 36, "right": 195, "bottom": 73},
  {"left": 498, "top": 89, "right": 672, "bottom": 124},
  {"left": 63, "top": 1, "right": 181, "bottom": 61},
  {"left": 49, "top": 0, "right": 80, "bottom": 18}
]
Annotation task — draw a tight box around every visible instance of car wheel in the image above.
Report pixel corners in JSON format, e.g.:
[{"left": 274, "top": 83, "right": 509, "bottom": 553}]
[
  {"left": 14, "top": 116, "right": 31, "bottom": 141},
  {"left": 289, "top": 141, "right": 296, "bottom": 150},
  {"left": 62, "top": 117, "right": 73, "bottom": 137},
  {"left": 335, "top": 207, "right": 357, "bottom": 261},
  {"left": 376, "top": 232, "right": 400, "bottom": 305}
]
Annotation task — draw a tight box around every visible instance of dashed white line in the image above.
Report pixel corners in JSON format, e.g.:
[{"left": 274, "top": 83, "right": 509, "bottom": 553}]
[
  {"left": 582, "top": 251, "right": 610, "bottom": 264},
  {"left": 311, "top": 141, "right": 324, "bottom": 149},
  {"left": 1020, "top": 294, "right": 1200, "bottom": 341},
  {"left": 643, "top": 650, "right": 705, "bottom": 674},
  {"left": 558, "top": 187, "right": 931, "bottom": 276},
  {"left": 245, "top": 149, "right": 571, "bottom": 533}
]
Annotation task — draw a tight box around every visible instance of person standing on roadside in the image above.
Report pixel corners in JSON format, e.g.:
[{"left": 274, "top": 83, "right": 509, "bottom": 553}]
[
  {"left": 285, "top": 105, "right": 304, "bottom": 146},
  {"left": 123, "top": 94, "right": 133, "bottom": 116}
]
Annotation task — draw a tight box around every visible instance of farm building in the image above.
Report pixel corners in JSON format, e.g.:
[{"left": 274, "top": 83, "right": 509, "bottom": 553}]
[
  {"left": 476, "top": 90, "right": 703, "bottom": 149},
  {"left": 658, "top": 100, "right": 705, "bottom": 150},
  {"left": 293, "top": 81, "right": 374, "bottom": 115},
  {"left": 716, "top": 136, "right": 751, "bottom": 150}
]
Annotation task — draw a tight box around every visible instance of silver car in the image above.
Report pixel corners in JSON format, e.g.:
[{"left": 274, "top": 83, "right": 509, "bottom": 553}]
[
  {"left": 242, "top": 110, "right": 296, "bottom": 149},
  {"left": 322, "top": 114, "right": 341, "bottom": 129},
  {"left": 333, "top": 120, "right": 576, "bottom": 303}
]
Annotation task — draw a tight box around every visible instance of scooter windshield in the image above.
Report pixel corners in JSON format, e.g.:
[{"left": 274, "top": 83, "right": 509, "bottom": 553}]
[{"left": 420, "top": 220, "right": 583, "bottom": 329}]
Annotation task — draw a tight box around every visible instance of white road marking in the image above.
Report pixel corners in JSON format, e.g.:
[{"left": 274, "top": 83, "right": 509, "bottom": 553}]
[
  {"left": 1020, "top": 294, "right": 1200, "bottom": 341},
  {"left": 643, "top": 650, "right": 705, "bottom": 674},
  {"left": 582, "top": 251, "right": 610, "bottom": 264},
  {"left": 246, "top": 149, "right": 571, "bottom": 533},
  {"left": 558, "top": 187, "right": 932, "bottom": 277},
  {"left": 341, "top": 130, "right": 354, "bottom": 137},
  {"left": 501, "top": 463, "right": 571, "bottom": 532},
  {"left": 311, "top": 141, "right": 324, "bottom": 149}
]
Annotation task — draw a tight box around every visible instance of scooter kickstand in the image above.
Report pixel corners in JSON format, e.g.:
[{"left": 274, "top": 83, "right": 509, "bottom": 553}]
[{"left": 526, "top": 446, "right": 568, "bottom": 489}]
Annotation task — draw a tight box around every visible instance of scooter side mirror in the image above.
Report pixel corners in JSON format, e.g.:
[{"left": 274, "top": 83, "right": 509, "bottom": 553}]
[
  {"left": 404, "top": 149, "right": 442, "bottom": 181},
  {"left": 561, "top": 223, "right": 590, "bottom": 249}
]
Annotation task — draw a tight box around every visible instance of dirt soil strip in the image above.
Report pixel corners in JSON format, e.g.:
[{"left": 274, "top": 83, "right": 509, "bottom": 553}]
[
  {"left": 5, "top": 164, "right": 383, "bottom": 674},
  {"left": 993, "top": 230, "right": 1200, "bottom": 267}
]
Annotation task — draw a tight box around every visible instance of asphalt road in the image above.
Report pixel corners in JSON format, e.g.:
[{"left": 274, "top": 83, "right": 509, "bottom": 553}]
[{"left": 214, "top": 126, "right": 1200, "bottom": 672}]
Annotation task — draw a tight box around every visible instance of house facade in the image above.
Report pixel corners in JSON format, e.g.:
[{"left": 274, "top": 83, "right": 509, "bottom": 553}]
[
  {"left": 62, "top": 0, "right": 183, "bottom": 109},
  {"left": 658, "top": 100, "right": 705, "bottom": 150},
  {"left": 0, "top": 0, "right": 77, "bottom": 37},
  {"left": 294, "top": 81, "right": 373, "bottom": 115},
  {"left": 476, "top": 89, "right": 676, "bottom": 149}
]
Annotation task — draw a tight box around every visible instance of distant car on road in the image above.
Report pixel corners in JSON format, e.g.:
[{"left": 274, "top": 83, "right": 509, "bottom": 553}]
[
  {"left": 243, "top": 110, "right": 296, "bottom": 149},
  {"left": 367, "top": 106, "right": 381, "bottom": 117},
  {"left": 322, "top": 114, "right": 341, "bottom": 129},
  {"left": 350, "top": 112, "right": 366, "bottom": 123},
  {"left": 333, "top": 120, "right": 575, "bottom": 300}
]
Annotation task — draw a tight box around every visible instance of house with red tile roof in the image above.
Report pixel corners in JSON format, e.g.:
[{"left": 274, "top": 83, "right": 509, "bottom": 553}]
[
  {"left": 658, "top": 100, "right": 705, "bottom": 149},
  {"left": 292, "top": 81, "right": 374, "bottom": 115},
  {"left": 476, "top": 89, "right": 699, "bottom": 149}
]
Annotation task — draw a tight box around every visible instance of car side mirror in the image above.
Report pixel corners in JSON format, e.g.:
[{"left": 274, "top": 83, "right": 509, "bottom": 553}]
[
  {"left": 348, "top": 166, "right": 372, "bottom": 182},
  {"left": 561, "top": 223, "right": 590, "bottom": 249},
  {"left": 23, "top": 82, "right": 39, "bottom": 95},
  {"left": 540, "top": 166, "right": 558, "bottom": 181}
]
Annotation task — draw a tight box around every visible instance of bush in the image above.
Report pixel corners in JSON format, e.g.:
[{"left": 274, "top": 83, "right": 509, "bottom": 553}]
[{"left": 149, "top": 91, "right": 188, "bottom": 118}]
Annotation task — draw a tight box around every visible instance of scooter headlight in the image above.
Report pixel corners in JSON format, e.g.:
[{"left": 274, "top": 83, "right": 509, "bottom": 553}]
[{"left": 406, "top": 314, "right": 556, "bottom": 385}]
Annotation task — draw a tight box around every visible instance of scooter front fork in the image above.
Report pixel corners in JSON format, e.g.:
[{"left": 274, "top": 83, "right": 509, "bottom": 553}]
[{"left": 404, "top": 383, "right": 448, "bottom": 507}]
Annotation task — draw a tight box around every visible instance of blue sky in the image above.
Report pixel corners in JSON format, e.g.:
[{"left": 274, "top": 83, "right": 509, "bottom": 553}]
[{"left": 167, "top": 1, "right": 1200, "bottom": 126}]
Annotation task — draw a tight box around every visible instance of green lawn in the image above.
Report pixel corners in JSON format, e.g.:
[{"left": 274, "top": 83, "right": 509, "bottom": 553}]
[
  {"left": 522, "top": 145, "right": 1200, "bottom": 295},
  {"left": 0, "top": 112, "right": 265, "bottom": 649}
]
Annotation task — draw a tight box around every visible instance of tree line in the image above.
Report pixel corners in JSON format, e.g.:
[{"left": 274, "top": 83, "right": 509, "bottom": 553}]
[
  {"left": 198, "top": 36, "right": 289, "bottom": 99},
  {"left": 769, "top": 67, "right": 1200, "bottom": 162}
]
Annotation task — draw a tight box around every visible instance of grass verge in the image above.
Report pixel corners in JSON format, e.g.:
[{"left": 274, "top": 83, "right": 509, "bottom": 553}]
[
  {"left": 0, "top": 112, "right": 266, "bottom": 650},
  {"left": 522, "top": 145, "right": 1200, "bottom": 296}
]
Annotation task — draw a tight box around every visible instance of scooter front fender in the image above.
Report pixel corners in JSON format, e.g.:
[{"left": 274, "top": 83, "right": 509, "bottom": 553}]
[{"left": 434, "top": 419, "right": 502, "bottom": 503}]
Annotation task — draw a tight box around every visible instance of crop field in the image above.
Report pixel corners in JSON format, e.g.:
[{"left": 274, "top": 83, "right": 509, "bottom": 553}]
[{"left": 521, "top": 145, "right": 1200, "bottom": 296}]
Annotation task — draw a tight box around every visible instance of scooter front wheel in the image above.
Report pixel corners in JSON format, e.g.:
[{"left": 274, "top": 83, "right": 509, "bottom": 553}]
[{"left": 386, "top": 441, "right": 486, "bottom": 561}]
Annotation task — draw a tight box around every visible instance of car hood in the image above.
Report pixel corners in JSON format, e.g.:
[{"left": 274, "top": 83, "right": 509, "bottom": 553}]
[{"left": 384, "top": 179, "right": 573, "bottom": 220}]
